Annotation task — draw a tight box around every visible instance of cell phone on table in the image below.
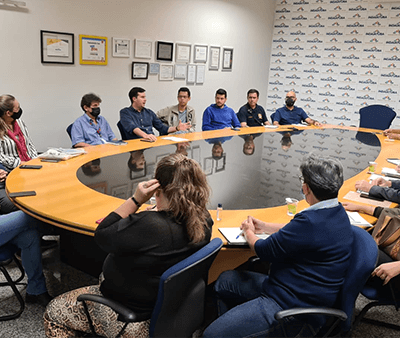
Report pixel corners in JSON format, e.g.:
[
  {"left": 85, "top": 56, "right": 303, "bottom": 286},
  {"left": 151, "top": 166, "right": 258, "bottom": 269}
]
[
  {"left": 19, "top": 165, "right": 42, "bottom": 169},
  {"left": 359, "top": 191, "right": 384, "bottom": 202},
  {"left": 9, "top": 191, "right": 37, "bottom": 198},
  {"left": 231, "top": 127, "right": 240, "bottom": 131},
  {"left": 140, "top": 138, "right": 155, "bottom": 142},
  {"left": 41, "top": 159, "right": 60, "bottom": 163}
]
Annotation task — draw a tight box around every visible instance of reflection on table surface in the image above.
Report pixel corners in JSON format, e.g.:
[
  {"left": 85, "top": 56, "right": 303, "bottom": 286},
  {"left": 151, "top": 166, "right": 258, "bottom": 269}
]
[{"left": 77, "top": 129, "right": 380, "bottom": 210}]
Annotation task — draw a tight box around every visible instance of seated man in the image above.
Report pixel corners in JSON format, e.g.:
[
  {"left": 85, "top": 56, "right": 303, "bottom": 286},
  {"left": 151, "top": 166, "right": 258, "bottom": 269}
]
[
  {"left": 237, "top": 89, "right": 270, "bottom": 127},
  {"left": 203, "top": 154, "right": 353, "bottom": 337},
  {"left": 120, "top": 87, "right": 191, "bottom": 141},
  {"left": 156, "top": 87, "right": 196, "bottom": 133},
  {"left": 355, "top": 171, "right": 400, "bottom": 203},
  {"left": 202, "top": 88, "right": 240, "bottom": 131},
  {"left": 272, "top": 91, "right": 321, "bottom": 126},
  {"left": 71, "top": 93, "right": 117, "bottom": 147}
]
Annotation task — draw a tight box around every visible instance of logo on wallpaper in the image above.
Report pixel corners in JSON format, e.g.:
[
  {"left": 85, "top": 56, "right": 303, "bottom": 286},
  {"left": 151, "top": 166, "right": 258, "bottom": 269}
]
[
  {"left": 321, "top": 98, "right": 331, "bottom": 103},
  {"left": 289, "top": 45, "right": 304, "bottom": 50},
  {"left": 269, "top": 80, "right": 284, "bottom": 85},
  {"left": 359, "top": 78, "right": 377, "bottom": 84},
  {"left": 356, "top": 94, "right": 375, "bottom": 100},
  {"left": 326, "top": 53, "right": 337, "bottom": 58},
  {"left": 278, "top": 15, "right": 287, "bottom": 20},
  {"left": 379, "top": 88, "right": 398, "bottom": 94},
  {"left": 352, "top": 13, "right": 362, "bottom": 19},
  {"left": 272, "top": 73, "right": 281, "bottom": 77},
  {"left": 324, "top": 46, "right": 341, "bottom": 51},
  {"left": 341, "top": 92, "right": 350, "bottom": 97},
  {"left": 364, "top": 70, "right": 375, "bottom": 76},
  {"left": 363, "top": 46, "right": 382, "bottom": 53},
  {"left": 287, "top": 60, "right": 302, "bottom": 65},
  {"left": 366, "top": 55, "right": 377, "bottom": 60},
  {"left": 382, "top": 96, "right": 392, "bottom": 101},
  {"left": 362, "top": 86, "right": 372, "bottom": 91},
  {"left": 275, "top": 44, "right": 284, "bottom": 49},
  {"left": 375, "top": 4, "right": 385, "bottom": 10},
  {"left": 270, "top": 101, "right": 278, "bottom": 105},
  {"left": 310, "top": 45, "right": 319, "bottom": 50},
  {"left": 330, "top": 37, "right": 340, "bottom": 43},
  {"left": 276, "top": 8, "right": 290, "bottom": 13},
  {"left": 349, "top": 152, "right": 366, "bottom": 158},
  {"left": 309, "top": 22, "right": 325, "bottom": 28},
  {"left": 337, "top": 100, "right": 354, "bottom": 106},
  {"left": 322, "top": 61, "right": 339, "bottom": 67},
  {"left": 303, "top": 67, "right": 319, "bottom": 73},
  {"left": 311, "top": 29, "right": 322, "bottom": 35},
  {"left": 309, "top": 60, "right": 317, "bottom": 65},
  {"left": 304, "top": 103, "right": 313, "bottom": 108},
  {"left": 307, "top": 37, "right": 323, "bottom": 43},
  {"left": 331, "top": 22, "right": 341, "bottom": 27},
  {"left": 268, "top": 94, "right": 281, "bottom": 99},
  {"left": 338, "top": 84, "right": 356, "bottom": 91},
  {"left": 369, "top": 38, "right": 381, "bottom": 44},
  {"left": 273, "top": 59, "right": 283, "bottom": 64},
  {"left": 372, "top": 21, "right": 382, "bottom": 27},
  {"left": 286, "top": 74, "right": 301, "bottom": 79},
  {"left": 392, "top": 5, "right": 400, "bottom": 10},
  {"left": 331, "top": 0, "right": 347, "bottom": 3},
  {"left": 270, "top": 66, "right": 285, "bottom": 71},
  {"left": 292, "top": 15, "right": 307, "bottom": 20},
  {"left": 290, "top": 66, "right": 299, "bottom": 72},
  {"left": 297, "top": 6, "right": 305, "bottom": 11},
  {"left": 277, "top": 30, "right": 286, "bottom": 35},
  {"left": 390, "top": 29, "right": 400, "bottom": 35},
  {"left": 305, "top": 52, "right": 322, "bottom": 58},
  {"left": 366, "top": 30, "right": 385, "bottom": 36},
  {"left": 295, "top": 150, "right": 310, "bottom": 156},
  {"left": 344, "top": 38, "right": 362, "bottom": 44},
  {"left": 343, "top": 77, "right": 353, "bottom": 82},
  {"left": 273, "top": 37, "right": 287, "bottom": 43},
  {"left": 349, "top": 29, "right": 361, "bottom": 35},
  {"left": 344, "top": 61, "right": 355, "bottom": 67},
  {"left": 291, "top": 30, "right": 306, "bottom": 35},
  {"left": 320, "top": 113, "right": 329, "bottom": 118},
  {"left": 301, "top": 97, "right": 316, "bottom": 102},
  {"left": 368, "top": 13, "right": 388, "bottom": 19},
  {"left": 361, "top": 63, "right": 379, "bottom": 69},
  {"left": 291, "top": 52, "right": 300, "bottom": 57},
  {"left": 321, "top": 76, "right": 337, "bottom": 82},
  {"left": 347, "top": 45, "right": 357, "bottom": 51},
  {"left": 295, "top": 22, "right": 303, "bottom": 27},
  {"left": 313, "top": 145, "right": 329, "bottom": 152},
  {"left": 325, "top": 68, "right": 334, "bottom": 73},
  {"left": 262, "top": 159, "right": 276, "bottom": 165},
  {"left": 386, "top": 38, "right": 400, "bottom": 44},
  {"left": 271, "top": 87, "right": 280, "bottom": 91},
  {"left": 342, "top": 53, "right": 359, "bottom": 59},
  {"left": 279, "top": 0, "right": 288, "bottom": 4},
  {"left": 326, "top": 30, "right": 343, "bottom": 35},
  {"left": 311, "top": 6, "right": 327, "bottom": 12},
  {"left": 339, "top": 108, "right": 349, "bottom": 113},
  {"left": 293, "top": 0, "right": 309, "bottom": 4},
  {"left": 317, "top": 106, "right": 333, "bottom": 112},
  {"left": 328, "top": 13, "right": 345, "bottom": 20},
  {"left": 387, "top": 63, "right": 398, "bottom": 68},
  {"left": 274, "top": 23, "right": 289, "bottom": 28},
  {"left": 293, "top": 37, "right": 302, "bottom": 43},
  {"left": 360, "top": 102, "right": 369, "bottom": 107},
  {"left": 349, "top": 5, "right": 367, "bottom": 11},
  {"left": 389, "top": 22, "right": 400, "bottom": 27},
  {"left": 302, "top": 82, "right": 318, "bottom": 88},
  {"left": 347, "top": 22, "right": 364, "bottom": 28},
  {"left": 271, "top": 51, "right": 286, "bottom": 57},
  {"left": 306, "top": 75, "right": 316, "bottom": 80},
  {"left": 381, "top": 71, "right": 400, "bottom": 78}
]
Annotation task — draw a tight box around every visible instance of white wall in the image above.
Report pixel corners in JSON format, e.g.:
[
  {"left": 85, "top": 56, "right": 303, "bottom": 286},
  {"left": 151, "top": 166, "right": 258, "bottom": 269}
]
[{"left": 0, "top": 0, "right": 275, "bottom": 149}]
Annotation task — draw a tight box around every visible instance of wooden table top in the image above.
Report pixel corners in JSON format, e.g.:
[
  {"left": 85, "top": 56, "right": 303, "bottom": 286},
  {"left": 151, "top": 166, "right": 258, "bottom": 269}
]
[{"left": 6, "top": 125, "right": 398, "bottom": 241}]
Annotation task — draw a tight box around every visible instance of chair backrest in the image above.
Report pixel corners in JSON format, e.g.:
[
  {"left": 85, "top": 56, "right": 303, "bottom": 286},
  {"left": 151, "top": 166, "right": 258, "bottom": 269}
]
[
  {"left": 149, "top": 238, "right": 223, "bottom": 338},
  {"left": 359, "top": 104, "right": 396, "bottom": 130},
  {"left": 270, "top": 112, "right": 276, "bottom": 123},
  {"left": 337, "top": 226, "right": 378, "bottom": 332},
  {"left": 117, "top": 121, "right": 129, "bottom": 140},
  {"left": 66, "top": 123, "right": 73, "bottom": 140}
]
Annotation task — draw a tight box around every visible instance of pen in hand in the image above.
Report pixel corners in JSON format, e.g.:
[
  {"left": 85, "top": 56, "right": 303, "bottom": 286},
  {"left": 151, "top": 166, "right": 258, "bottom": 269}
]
[{"left": 236, "top": 230, "right": 244, "bottom": 240}]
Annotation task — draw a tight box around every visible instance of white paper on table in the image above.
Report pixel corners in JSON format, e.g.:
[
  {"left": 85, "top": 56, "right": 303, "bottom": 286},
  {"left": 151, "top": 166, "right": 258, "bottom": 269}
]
[
  {"left": 219, "top": 227, "right": 270, "bottom": 245},
  {"left": 346, "top": 211, "right": 372, "bottom": 227},
  {"left": 381, "top": 167, "right": 399, "bottom": 175},
  {"left": 387, "top": 159, "right": 400, "bottom": 166},
  {"left": 264, "top": 125, "right": 278, "bottom": 129},
  {"left": 162, "top": 136, "right": 190, "bottom": 142}
]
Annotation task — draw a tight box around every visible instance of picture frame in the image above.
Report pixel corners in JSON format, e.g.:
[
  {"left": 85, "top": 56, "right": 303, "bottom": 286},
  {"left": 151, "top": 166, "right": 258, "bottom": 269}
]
[
  {"left": 134, "top": 39, "right": 152, "bottom": 59},
  {"left": 130, "top": 165, "right": 147, "bottom": 180},
  {"left": 156, "top": 41, "right": 173, "bottom": 61},
  {"left": 174, "top": 64, "right": 187, "bottom": 79},
  {"left": 149, "top": 63, "right": 160, "bottom": 75},
  {"left": 159, "top": 64, "right": 174, "bottom": 81},
  {"left": 87, "top": 182, "right": 107, "bottom": 194},
  {"left": 146, "top": 162, "right": 156, "bottom": 178},
  {"left": 209, "top": 46, "right": 220, "bottom": 70},
  {"left": 187, "top": 64, "right": 196, "bottom": 84},
  {"left": 194, "top": 44, "right": 208, "bottom": 63},
  {"left": 222, "top": 47, "right": 234, "bottom": 71},
  {"left": 175, "top": 42, "right": 191, "bottom": 63},
  {"left": 111, "top": 184, "right": 128, "bottom": 199},
  {"left": 132, "top": 62, "right": 149, "bottom": 79},
  {"left": 196, "top": 65, "right": 205, "bottom": 84},
  {"left": 203, "top": 157, "right": 214, "bottom": 176},
  {"left": 40, "top": 30, "right": 74, "bottom": 64},
  {"left": 79, "top": 34, "right": 107, "bottom": 65},
  {"left": 215, "top": 154, "right": 226, "bottom": 172},
  {"left": 112, "top": 37, "right": 130, "bottom": 58}
]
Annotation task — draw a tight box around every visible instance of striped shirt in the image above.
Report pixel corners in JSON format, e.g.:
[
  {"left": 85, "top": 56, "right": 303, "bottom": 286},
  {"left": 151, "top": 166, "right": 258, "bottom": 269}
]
[{"left": 0, "top": 119, "right": 38, "bottom": 170}]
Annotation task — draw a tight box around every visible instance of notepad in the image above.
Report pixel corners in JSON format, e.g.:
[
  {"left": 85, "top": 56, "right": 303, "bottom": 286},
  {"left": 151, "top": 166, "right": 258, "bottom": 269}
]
[
  {"left": 219, "top": 227, "right": 270, "bottom": 245},
  {"left": 264, "top": 125, "right": 278, "bottom": 129},
  {"left": 346, "top": 211, "right": 372, "bottom": 227},
  {"left": 162, "top": 136, "right": 190, "bottom": 142}
]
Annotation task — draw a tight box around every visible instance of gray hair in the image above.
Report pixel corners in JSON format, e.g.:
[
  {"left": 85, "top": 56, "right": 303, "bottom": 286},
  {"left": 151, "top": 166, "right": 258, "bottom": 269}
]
[{"left": 300, "top": 153, "right": 343, "bottom": 201}]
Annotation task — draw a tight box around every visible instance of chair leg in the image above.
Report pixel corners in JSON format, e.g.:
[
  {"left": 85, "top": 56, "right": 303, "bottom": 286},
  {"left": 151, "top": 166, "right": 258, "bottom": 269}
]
[
  {"left": 0, "top": 265, "right": 25, "bottom": 321},
  {"left": 354, "top": 301, "right": 400, "bottom": 331},
  {"left": 0, "top": 257, "right": 25, "bottom": 286}
]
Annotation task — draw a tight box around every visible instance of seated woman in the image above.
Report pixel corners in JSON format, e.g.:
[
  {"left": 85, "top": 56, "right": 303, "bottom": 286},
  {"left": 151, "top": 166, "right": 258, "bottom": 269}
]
[
  {"left": 44, "top": 153, "right": 213, "bottom": 337},
  {"left": 343, "top": 202, "right": 400, "bottom": 298},
  {"left": 0, "top": 210, "right": 51, "bottom": 306}
]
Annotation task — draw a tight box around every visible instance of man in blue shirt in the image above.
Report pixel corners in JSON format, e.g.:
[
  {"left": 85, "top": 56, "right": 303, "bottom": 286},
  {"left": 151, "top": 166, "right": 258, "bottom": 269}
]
[
  {"left": 120, "top": 87, "right": 191, "bottom": 141},
  {"left": 272, "top": 91, "right": 321, "bottom": 126},
  {"left": 202, "top": 88, "right": 241, "bottom": 131},
  {"left": 71, "top": 93, "right": 117, "bottom": 147},
  {"left": 237, "top": 89, "right": 270, "bottom": 127}
]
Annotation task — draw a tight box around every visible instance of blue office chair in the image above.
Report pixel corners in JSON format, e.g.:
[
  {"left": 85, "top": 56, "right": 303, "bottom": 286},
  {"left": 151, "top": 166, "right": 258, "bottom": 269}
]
[
  {"left": 274, "top": 226, "right": 378, "bottom": 337},
  {"left": 77, "top": 238, "right": 223, "bottom": 337},
  {"left": 359, "top": 104, "right": 396, "bottom": 130},
  {"left": 66, "top": 123, "right": 73, "bottom": 140},
  {"left": 0, "top": 243, "right": 26, "bottom": 321},
  {"left": 270, "top": 112, "right": 276, "bottom": 124},
  {"left": 117, "top": 121, "right": 129, "bottom": 140}
]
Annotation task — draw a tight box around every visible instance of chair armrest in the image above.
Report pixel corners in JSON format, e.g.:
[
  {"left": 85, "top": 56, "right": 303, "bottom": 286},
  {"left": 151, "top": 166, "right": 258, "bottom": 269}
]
[
  {"left": 275, "top": 307, "right": 347, "bottom": 322},
  {"left": 77, "top": 294, "right": 137, "bottom": 322}
]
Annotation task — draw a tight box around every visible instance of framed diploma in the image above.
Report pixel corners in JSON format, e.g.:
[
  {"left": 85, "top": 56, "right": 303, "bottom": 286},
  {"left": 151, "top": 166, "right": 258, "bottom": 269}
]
[
  {"left": 174, "top": 64, "right": 187, "bottom": 79},
  {"left": 222, "top": 47, "right": 234, "bottom": 71},
  {"left": 132, "top": 62, "right": 149, "bottom": 79},
  {"left": 194, "top": 44, "right": 208, "bottom": 63},
  {"left": 79, "top": 34, "right": 108, "bottom": 65},
  {"left": 40, "top": 30, "right": 74, "bottom": 64},
  {"left": 156, "top": 41, "right": 174, "bottom": 61},
  {"left": 209, "top": 46, "right": 220, "bottom": 70},
  {"left": 175, "top": 42, "right": 191, "bottom": 63},
  {"left": 112, "top": 37, "right": 130, "bottom": 57},
  {"left": 134, "top": 39, "right": 152, "bottom": 59},
  {"left": 196, "top": 65, "right": 205, "bottom": 84},
  {"left": 149, "top": 63, "right": 160, "bottom": 75},
  {"left": 187, "top": 64, "right": 196, "bottom": 84},
  {"left": 159, "top": 64, "right": 174, "bottom": 81}
]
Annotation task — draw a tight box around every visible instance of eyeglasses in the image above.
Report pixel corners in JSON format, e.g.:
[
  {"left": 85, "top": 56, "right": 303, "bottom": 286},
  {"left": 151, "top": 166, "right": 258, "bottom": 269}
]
[
  {"left": 178, "top": 96, "right": 189, "bottom": 99},
  {"left": 286, "top": 96, "right": 295, "bottom": 99},
  {"left": 298, "top": 175, "right": 304, "bottom": 185}
]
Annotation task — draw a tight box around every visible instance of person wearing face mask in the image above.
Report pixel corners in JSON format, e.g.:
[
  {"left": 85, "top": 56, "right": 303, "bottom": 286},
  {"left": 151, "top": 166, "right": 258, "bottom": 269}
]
[
  {"left": 272, "top": 91, "right": 321, "bottom": 126},
  {"left": 71, "top": 93, "right": 117, "bottom": 148}
]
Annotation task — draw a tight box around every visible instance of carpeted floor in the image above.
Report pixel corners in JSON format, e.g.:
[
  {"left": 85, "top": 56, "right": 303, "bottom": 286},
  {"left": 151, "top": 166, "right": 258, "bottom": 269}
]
[{"left": 0, "top": 238, "right": 399, "bottom": 338}]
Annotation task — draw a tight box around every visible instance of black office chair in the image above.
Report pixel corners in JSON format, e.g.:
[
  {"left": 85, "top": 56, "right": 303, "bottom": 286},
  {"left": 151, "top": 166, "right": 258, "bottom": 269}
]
[
  {"left": 77, "top": 238, "right": 223, "bottom": 337},
  {"left": 274, "top": 226, "right": 378, "bottom": 337},
  {"left": 0, "top": 243, "right": 26, "bottom": 321},
  {"left": 117, "top": 121, "right": 129, "bottom": 140},
  {"left": 359, "top": 104, "right": 396, "bottom": 130},
  {"left": 66, "top": 123, "right": 73, "bottom": 140}
]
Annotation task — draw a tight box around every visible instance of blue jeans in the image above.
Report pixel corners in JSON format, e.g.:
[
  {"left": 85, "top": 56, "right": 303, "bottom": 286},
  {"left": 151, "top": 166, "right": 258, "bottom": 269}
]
[
  {"left": 203, "top": 270, "right": 310, "bottom": 338},
  {"left": 0, "top": 211, "right": 47, "bottom": 295}
]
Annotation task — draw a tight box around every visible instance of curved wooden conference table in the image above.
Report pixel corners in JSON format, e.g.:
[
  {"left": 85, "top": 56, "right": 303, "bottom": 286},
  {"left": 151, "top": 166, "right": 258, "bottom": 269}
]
[{"left": 6, "top": 125, "right": 400, "bottom": 281}]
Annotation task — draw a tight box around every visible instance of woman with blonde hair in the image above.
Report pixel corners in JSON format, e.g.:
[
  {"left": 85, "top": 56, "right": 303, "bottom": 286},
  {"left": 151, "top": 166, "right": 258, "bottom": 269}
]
[{"left": 44, "top": 153, "right": 213, "bottom": 337}]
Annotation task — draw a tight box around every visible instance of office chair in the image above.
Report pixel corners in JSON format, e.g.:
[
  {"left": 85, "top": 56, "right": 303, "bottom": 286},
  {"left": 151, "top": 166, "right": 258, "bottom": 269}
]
[
  {"left": 117, "top": 121, "right": 129, "bottom": 140},
  {"left": 66, "top": 123, "right": 73, "bottom": 140},
  {"left": 358, "top": 104, "right": 396, "bottom": 130},
  {"left": 274, "top": 226, "right": 378, "bottom": 337},
  {"left": 270, "top": 112, "right": 276, "bottom": 124},
  {"left": 0, "top": 243, "right": 26, "bottom": 321},
  {"left": 77, "top": 238, "right": 223, "bottom": 338}
]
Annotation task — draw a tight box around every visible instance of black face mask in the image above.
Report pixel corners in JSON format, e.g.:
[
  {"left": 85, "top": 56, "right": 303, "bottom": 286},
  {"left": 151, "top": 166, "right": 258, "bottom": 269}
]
[
  {"left": 285, "top": 98, "right": 295, "bottom": 107},
  {"left": 90, "top": 107, "right": 101, "bottom": 117},
  {"left": 12, "top": 108, "right": 23, "bottom": 120}
]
